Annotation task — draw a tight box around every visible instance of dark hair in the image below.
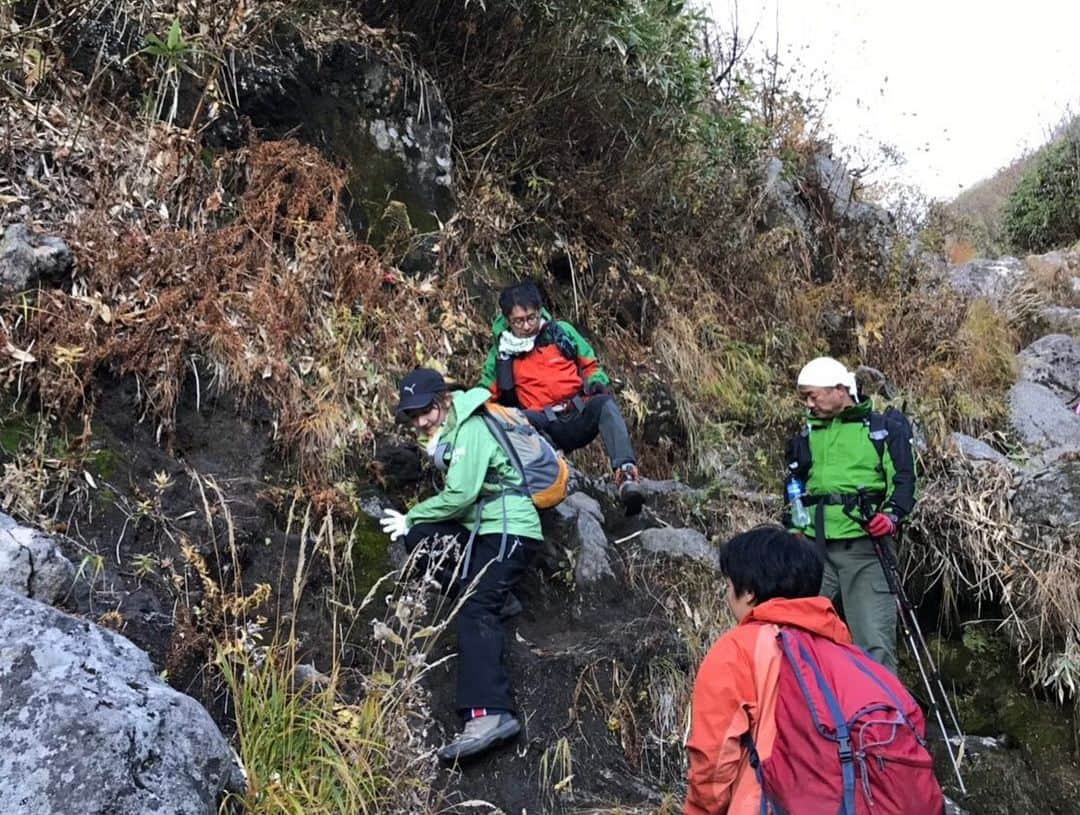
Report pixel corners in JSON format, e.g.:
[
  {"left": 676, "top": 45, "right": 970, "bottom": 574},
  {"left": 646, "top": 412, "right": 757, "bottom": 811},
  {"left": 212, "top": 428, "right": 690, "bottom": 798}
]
[
  {"left": 719, "top": 525, "right": 823, "bottom": 603},
  {"left": 499, "top": 281, "right": 544, "bottom": 316}
]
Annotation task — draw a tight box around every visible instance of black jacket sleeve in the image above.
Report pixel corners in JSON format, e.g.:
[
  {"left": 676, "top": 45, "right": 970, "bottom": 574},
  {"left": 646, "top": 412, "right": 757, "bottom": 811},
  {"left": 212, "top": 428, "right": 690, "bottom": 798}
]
[
  {"left": 782, "top": 430, "right": 811, "bottom": 526},
  {"left": 883, "top": 409, "right": 916, "bottom": 520}
]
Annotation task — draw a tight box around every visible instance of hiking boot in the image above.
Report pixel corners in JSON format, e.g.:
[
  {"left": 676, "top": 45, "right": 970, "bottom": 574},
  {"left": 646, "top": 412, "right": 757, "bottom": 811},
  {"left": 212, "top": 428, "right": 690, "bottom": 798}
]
[
  {"left": 615, "top": 462, "right": 644, "bottom": 516},
  {"left": 437, "top": 713, "right": 521, "bottom": 763},
  {"left": 500, "top": 591, "right": 523, "bottom": 620}
]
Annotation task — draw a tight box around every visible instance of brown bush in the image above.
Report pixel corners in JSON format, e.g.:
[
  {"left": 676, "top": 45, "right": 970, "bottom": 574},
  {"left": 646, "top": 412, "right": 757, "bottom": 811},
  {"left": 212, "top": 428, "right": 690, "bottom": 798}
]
[{"left": 4, "top": 139, "right": 466, "bottom": 485}]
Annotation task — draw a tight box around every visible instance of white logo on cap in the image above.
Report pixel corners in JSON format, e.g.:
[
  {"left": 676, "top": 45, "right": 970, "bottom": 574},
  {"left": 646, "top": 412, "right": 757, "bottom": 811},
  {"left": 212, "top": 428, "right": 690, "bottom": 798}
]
[{"left": 403, "top": 384, "right": 416, "bottom": 395}]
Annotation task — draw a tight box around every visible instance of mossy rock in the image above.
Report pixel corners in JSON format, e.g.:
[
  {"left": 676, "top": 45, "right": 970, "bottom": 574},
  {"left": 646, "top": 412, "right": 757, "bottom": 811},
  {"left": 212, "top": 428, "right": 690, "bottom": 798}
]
[
  {"left": 910, "top": 624, "right": 1075, "bottom": 762},
  {"left": 352, "top": 511, "right": 392, "bottom": 597}
]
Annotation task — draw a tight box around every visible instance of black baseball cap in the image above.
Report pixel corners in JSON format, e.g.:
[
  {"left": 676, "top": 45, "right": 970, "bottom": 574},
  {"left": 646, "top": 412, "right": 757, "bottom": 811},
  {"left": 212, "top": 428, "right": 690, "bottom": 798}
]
[{"left": 395, "top": 368, "right": 447, "bottom": 420}]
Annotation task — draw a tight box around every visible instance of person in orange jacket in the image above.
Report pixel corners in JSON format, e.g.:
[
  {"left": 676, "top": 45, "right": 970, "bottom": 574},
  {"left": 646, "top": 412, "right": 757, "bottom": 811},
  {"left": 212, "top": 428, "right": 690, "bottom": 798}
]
[
  {"left": 478, "top": 280, "right": 645, "bottom": 514},
  {"left": 684, "top": 526, "right": 851, "bottom": 815}
]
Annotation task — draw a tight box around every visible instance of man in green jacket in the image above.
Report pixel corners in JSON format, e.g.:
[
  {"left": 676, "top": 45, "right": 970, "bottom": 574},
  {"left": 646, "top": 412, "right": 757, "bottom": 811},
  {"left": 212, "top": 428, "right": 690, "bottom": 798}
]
[
  {"left": 380, "top": 368, "right": 543, "bottom": 762},
  {"left": 784, "top": 356, "right": 916, "bottom": 674}
]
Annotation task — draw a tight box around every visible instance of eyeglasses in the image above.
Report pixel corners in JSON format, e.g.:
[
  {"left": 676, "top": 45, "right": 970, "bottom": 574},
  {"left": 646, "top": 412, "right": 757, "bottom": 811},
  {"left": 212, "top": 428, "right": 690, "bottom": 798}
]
[{"left": 509, "top": 311, "right": 540, "bottom": 329}]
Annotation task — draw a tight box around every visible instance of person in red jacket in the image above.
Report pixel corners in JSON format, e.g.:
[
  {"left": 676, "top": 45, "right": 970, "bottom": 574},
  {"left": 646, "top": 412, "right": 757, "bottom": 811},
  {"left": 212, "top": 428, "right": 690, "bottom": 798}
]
[
  {"left": 684, "top": 526, "right": 943, "bottom": 815},
  {"left": 685, "top": 527, "right": 846, "bottom": 815},
  {"left": 478, "top": 281, "right": 644, "bottom": 514}
]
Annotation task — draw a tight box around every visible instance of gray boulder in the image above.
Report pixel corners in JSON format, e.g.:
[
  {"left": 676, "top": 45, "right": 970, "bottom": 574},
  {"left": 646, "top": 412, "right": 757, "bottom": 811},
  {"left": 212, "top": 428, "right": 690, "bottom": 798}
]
[
  {"left": 1008, "top": 380, "right": 1080, "bottom": 461},
  {"left": 0, "top": 590, "right": 241, "bottom": 814},
  {"left": 637, "top": 477, "right": 704, "bottom": 500},
  {"left": 1039, "top": 305, "right": 1080, "bottom": 335},
  {"left": 1012, "top": 455, "right": 1080, "bottom": 531},
  {"left": 0, "top": 513, "right": 74, "bottom": 603},
  {"left": 639, "top": 527, "right": 719, "bottom": 571},
  {"left": 1017, "top": 333, "right": 1080, "bottom": 397},
  {"left": 811, "top": 153, "right": 891, "bottom": 227},
  {"left": 947, "top": 257, "right": 1025, "bottom": 305},
  {"left": 0, "top": 224, "right": 73, "bottom": 296}
]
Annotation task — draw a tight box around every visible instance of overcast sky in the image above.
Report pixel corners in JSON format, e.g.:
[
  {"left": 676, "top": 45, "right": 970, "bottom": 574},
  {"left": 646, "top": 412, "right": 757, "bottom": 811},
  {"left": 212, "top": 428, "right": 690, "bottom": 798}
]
[{"left": 713, "top": 1, "right": 1080, "bottom": 200}]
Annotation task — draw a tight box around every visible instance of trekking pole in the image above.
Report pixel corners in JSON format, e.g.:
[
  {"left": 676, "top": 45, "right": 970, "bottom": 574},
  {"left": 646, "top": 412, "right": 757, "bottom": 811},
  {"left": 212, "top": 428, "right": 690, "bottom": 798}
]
[
  {"left": 872, "top": 532, "right": 967, "bottom": 795},
  {"left": 853, "top": 489, "right": 966, "bottom": 794}
]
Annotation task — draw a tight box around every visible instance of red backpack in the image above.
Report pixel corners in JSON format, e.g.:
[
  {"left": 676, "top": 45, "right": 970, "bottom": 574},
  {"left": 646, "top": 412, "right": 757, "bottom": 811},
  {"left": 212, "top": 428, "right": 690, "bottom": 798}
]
[{"left": 745, "top": 627, "right": 945, "bottom": 815}]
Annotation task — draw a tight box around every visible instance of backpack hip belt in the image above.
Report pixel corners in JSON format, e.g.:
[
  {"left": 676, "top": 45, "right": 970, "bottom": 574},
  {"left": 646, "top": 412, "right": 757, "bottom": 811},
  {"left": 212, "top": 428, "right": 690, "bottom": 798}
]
[{"left": 802, "top": 490, "right": 886, "bottom": 548}]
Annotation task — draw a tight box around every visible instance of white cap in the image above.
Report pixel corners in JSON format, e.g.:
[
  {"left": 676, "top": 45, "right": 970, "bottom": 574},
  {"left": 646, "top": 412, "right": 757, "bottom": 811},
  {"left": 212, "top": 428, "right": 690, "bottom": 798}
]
[{"left": 797, "top": 356, "right": 858, "bottom": 399}]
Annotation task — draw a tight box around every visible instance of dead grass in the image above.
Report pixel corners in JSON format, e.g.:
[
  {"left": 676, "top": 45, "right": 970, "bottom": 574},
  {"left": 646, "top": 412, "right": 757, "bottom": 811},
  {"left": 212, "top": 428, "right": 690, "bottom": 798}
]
[
  {"left": 912, "top": 452, "right": 1080, "bottom": 702},
  {"left": 1, "top": 138, "right": 472, "bottom": 485}
]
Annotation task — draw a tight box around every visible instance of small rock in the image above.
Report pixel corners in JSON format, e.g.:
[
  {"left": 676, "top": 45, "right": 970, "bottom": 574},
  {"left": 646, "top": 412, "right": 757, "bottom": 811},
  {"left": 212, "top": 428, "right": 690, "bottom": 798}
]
[
  {"left": 639, "top": 527, "right": 719, "bottom": 571},
  {"left": 294, "top": 662, "right": 332, "bottom": 687},
  {"left": 0, "top": 512, "right": 75, "bottom": 603},
  {"left": 0, "top": 223, "right": 73, "bottom": 296},
  {"left": 948, "top": 433, "right": 1011, "bottom": 468}
]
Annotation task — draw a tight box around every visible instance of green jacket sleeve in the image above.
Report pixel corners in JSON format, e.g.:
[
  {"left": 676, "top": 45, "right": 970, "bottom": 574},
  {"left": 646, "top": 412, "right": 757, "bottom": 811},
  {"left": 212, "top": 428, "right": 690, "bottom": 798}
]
[
  {"left": 558, "top": 321, "right": 609, "bottom": 386},
  {"left": 406, "top": 417, "right": 493, "bottom": 525},
  {"left": 478, "top": 344, "right": 498, "bottom": 390}
]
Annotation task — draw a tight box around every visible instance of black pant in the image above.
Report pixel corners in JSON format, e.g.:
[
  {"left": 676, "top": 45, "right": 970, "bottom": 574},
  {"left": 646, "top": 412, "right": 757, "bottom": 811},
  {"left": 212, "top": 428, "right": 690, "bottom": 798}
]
[
  {"left": 525, "top": 393, "right": 636, "bottom": 469},
  {"left": 404, "top": 521, "right": 541, "bottom": 716}
]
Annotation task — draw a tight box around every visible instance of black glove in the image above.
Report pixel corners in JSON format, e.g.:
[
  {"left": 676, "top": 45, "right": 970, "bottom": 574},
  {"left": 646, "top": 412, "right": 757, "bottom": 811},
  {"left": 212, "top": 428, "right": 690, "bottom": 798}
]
[{"left": 585, "top": 380, "right": 611, "bottom": 397}]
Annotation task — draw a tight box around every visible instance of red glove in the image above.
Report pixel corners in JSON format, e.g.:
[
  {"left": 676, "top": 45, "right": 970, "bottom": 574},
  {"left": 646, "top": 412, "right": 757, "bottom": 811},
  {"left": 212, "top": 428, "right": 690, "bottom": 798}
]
[{"left": 865, "top": 512, "right": 897, "bottom": 538}]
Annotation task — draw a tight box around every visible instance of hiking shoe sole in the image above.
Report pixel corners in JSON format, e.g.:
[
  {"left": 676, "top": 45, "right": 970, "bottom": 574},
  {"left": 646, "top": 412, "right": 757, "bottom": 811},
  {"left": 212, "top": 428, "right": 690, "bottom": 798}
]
[
  {"left": 620, "top": 484, "right": 645, "bottom": 516},
  {"left": 437, "top": 717, "right": 522, "bottom": 763}
]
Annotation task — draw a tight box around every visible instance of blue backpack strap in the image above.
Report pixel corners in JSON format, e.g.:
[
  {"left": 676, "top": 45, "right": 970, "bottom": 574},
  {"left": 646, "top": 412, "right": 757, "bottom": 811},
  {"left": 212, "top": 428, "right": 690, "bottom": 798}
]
[
  {"left": 779, "top": 630, "right": 858, "bottom": 815},
  {"left": 742, "top": 730, "right": 791, "bottom": 815}
]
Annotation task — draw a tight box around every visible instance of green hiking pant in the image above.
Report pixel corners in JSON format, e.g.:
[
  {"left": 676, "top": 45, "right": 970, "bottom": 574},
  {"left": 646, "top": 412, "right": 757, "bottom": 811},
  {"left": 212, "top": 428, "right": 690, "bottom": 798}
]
[{"left": 820, "top": 535, "right": 898, "bottom": 674}]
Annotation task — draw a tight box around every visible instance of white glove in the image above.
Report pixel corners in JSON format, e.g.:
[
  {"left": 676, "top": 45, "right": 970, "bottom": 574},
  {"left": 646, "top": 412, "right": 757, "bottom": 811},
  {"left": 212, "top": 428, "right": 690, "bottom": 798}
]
[{"left": 379, "top": 509, "right": 409, "bottom": 542}]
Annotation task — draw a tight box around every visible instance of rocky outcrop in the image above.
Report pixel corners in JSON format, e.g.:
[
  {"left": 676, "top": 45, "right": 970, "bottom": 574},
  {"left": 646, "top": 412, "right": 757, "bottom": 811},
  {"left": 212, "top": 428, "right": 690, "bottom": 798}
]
[
  {"left": 762, "top": 150, "right": 893, "bottom": 282},
  {"left": 1008, "top": 380, "right": 1080, "bottom": 460},
  {"left": 948, "top": 432, "right": 1014, "bottom": 469},
  {"left": 0, "top": 590, "right": 242, "bottom": 814},
  {"left": 0, "top": 224, "right": 73, "bottom": 296},
  {"left": 1017, "top": 334, "right": 1080, "bottom": 397},
  {"left": 0, "top": 513, "right": 74, "bottom": 603},
  {"left": 231, "top": 34, "right": 454, "bottom": 262},
  {"left": 947, "top": 257, "right": 1026, "bottom": 305},
  {"left": 1039, "top": 304, "right": 1080, "bottom": 334}
]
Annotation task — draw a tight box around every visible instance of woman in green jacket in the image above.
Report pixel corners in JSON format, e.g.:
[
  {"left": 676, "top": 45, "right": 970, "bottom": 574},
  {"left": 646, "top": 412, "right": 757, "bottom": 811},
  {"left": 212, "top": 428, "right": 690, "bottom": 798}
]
[{"left": 380, "top": 368, "right": 543, "bottom": 763}]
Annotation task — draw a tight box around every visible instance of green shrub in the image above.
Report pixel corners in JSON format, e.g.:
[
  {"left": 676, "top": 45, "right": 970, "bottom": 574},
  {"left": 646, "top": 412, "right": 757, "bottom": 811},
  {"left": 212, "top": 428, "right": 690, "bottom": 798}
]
[{"left": 1003, "top": 130, "right": 1080, "bottom": 253}]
